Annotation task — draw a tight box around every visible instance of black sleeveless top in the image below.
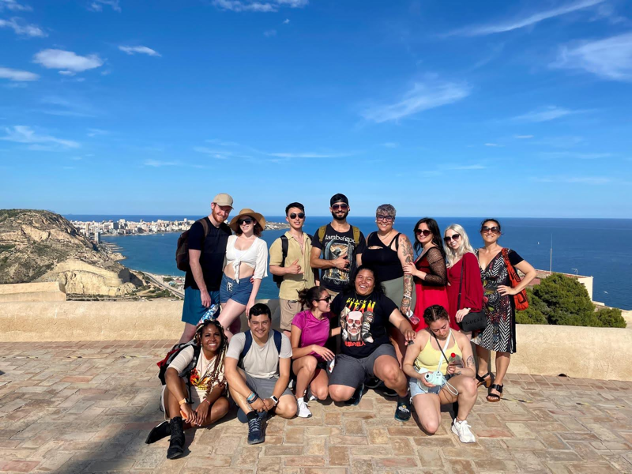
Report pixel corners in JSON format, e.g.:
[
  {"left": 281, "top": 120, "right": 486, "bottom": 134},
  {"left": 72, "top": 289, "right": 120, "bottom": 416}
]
[{"left": 362, "top": 232, "right": 403, "bottom": 282}]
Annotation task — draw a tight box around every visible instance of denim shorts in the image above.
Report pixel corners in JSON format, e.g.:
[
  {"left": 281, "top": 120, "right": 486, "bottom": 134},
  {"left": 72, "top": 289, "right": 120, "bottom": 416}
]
[
  {"left": 220, "top": 274, "right": 254, "bottom": 306},
  {"left": 181, "top": 287, "right": 220, "bottom": 325},
  {"left": 409, "top": 372, "right": 453, "bottom": 397}
]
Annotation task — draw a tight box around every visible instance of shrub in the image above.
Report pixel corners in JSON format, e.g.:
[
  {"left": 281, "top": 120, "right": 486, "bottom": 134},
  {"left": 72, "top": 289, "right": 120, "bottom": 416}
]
[
  {"left": 595, "top": 307, "right": 626, "bottom": 328},
  {"left": 515, "top": 289, "right": 547, "bottom": 324}
]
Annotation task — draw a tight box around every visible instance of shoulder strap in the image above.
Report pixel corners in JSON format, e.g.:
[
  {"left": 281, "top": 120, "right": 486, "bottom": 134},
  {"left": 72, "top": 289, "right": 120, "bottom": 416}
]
[
  {"left": 318, "top": 225, "right": 328, "bottom": 245},
  {"left": 431, "top": 330, "right": 452, "bottom": 368},
  {"left": 272, "top": 330, "right": 282, "bottom": 354},
  {"left": 389, "top": 232, "right": 401, "bottom": 250},
  {"left": 199, "top": 217, "right": 210, "bottom": 238},
  {"left": 352, "top": 226, "right": 360, "bottom": 246},
  {"left": 280, "top": 235, "right": 289, "bottom": 266},
  {"left": 456, "top": 257, "right": 465, "bottom": 310},
  {"left": 240, "top": 330, "right": 253, "bottom": 363}
]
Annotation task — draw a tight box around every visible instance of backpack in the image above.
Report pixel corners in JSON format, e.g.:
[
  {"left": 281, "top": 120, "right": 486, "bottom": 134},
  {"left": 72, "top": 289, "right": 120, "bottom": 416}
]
[
  {"left": 157, "top": 341, "right": 201, "bottom": 389},
  {"left": 175, "top": 218, "right": 210, "bottom": 272},
  {"left": 238, "top": 329, "right": 283, "bottom": 369},
  {"left": 317, "top": 224, "right": 361, "bottom": 248},
  {"left": 272, "top": 234, "right": 312, "bottom": 288}
]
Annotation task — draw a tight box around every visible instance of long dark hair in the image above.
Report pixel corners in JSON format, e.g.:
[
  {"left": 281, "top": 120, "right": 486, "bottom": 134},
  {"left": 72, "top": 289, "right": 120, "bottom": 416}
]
[
  {"left": 413, "top": 217, "right": 446, "bottom": 260},
  {"left": 298, "top": 286, "right": 326, "bottom": 310},
  {"left": 343, "top": 265, "right": 384, "bottom": 296}
]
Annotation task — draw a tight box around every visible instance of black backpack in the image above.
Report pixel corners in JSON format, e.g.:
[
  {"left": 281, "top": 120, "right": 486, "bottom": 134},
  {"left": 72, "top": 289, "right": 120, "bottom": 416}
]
[
  {"left": 238, "top": 330, "right": 283, "bottom": 369},
  {"left": 272, "top": 234, "right": 311, "bottom": 288},
  {"left": 157, "top": 341, "right": 201, "bottom": 388},
  {"left": 175, "top": 218, "right": 210, "bottom": 272}
]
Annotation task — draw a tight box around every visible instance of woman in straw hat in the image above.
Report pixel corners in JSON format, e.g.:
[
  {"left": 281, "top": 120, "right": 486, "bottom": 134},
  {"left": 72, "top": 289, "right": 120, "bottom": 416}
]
[{"left": 216, "top": 208, "right": 269, "bottom": 340}]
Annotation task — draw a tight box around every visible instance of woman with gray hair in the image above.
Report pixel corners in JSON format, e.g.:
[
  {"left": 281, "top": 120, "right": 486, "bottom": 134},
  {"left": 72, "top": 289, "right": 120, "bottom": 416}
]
[{"left": 361, "top": 204, "right": 416, "bottom": 366}]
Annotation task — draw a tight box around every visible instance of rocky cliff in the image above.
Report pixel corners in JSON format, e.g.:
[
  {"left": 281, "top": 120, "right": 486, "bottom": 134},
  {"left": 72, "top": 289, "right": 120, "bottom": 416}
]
[{"left": 0, "top": 210, "right": 141, "bottom": 296}]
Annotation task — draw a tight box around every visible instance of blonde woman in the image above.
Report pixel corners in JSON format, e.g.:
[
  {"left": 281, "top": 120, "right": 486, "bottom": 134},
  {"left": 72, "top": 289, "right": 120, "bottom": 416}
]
[{"left": 443, "top": 225, "right": 484, "bottom": 340}]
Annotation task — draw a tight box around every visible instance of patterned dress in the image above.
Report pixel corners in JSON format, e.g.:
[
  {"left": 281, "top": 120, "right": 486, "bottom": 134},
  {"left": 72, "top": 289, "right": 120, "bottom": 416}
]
[{"left": 473, "top": 249, "right": 523, "bottom": 354}]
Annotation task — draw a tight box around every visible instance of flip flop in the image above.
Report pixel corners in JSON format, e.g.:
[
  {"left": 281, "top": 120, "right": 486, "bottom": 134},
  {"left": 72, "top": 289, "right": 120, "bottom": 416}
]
[{"left": 487, "top": 383, "right": 503, "bottom": 402}]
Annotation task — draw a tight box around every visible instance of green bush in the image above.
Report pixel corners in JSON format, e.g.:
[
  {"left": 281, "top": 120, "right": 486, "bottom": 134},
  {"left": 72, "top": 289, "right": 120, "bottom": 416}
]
[
  {"left": 515, "top": 289, "right": 547, "bottom": 324},
  {"left": 595, "top": 307, "right": 626, "bottom": 328}
]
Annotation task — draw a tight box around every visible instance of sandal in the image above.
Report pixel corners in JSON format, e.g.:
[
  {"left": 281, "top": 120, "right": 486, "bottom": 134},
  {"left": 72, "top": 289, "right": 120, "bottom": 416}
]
[
  {"left": 487, "top": 384, "right": 503, "bottom": 402},
  {"left": 476, "top": 372, "right": 492, "bottom": 388}
]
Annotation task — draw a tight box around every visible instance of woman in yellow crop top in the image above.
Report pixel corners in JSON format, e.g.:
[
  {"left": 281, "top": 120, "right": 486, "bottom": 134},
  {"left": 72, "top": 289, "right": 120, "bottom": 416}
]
[{"left": 403, "top": 304, "right": 478, "bottom": 444}]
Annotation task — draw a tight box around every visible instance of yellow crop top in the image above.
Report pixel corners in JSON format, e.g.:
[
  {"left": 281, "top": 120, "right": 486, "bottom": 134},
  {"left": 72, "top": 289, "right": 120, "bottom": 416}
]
[{"left": 413, "top": 331, "right": 462, "bottom": 376}]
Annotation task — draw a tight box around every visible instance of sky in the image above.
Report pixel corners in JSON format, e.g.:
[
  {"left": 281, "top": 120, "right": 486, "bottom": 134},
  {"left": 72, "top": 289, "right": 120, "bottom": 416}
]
[{"left": 1, "top": 0, "right": 631, "bottom": 218}]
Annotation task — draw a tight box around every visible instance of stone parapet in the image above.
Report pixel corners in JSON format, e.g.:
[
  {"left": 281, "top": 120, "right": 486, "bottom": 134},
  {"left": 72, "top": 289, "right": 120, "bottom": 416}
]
[
  {"left": 0, "top": 298, "right": 630, "bottom": 381},
  {"left": 0, "top": 281, "right": 66, "bottom": 302}
]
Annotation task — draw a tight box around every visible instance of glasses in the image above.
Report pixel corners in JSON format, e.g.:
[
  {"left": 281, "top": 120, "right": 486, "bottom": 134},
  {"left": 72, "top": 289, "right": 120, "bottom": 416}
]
[
  {"left": 376, "top": 215, "right": 394, "bottom": 222},
  {"left": 332, "top": 203, "right": 349, "bottom": 211},
  {"left": 481, "top": 226, "right": 500, "bottom": 234},
  {"left": 238, "top": 218, "right": 254, "bottom": 225},
  {"left": 317, "top": 296, "right": 332, "bottom": 303},
  {"left": 415, "top": 228, "right": 432, "bottom": 237},
  {"left": 289, "top": 213, "right": 305, "bottom": 219},
  {"left": 443, "top": 234, "right": 461, "bottom": 243}
]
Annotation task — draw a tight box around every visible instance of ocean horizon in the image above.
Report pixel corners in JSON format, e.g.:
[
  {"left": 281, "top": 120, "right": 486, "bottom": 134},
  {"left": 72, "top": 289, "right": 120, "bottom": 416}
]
[{"left": 67, "top": 214, "right": 632, "bottom": 311}]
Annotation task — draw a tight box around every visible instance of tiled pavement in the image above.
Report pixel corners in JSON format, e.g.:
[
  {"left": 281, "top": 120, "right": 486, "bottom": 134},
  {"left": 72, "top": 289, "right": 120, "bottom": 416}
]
[{"left": 1, "top": 341, "right": 631, "bottom": 474}]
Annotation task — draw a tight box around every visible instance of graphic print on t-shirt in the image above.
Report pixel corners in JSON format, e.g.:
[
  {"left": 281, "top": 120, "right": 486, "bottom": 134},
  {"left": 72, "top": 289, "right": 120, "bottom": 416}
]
[
  {"left": 322, "top": 237, "right": 355, "bottom": 287},
  {"left": 340, "top": 297, "right": 375, "bottom": 347}
]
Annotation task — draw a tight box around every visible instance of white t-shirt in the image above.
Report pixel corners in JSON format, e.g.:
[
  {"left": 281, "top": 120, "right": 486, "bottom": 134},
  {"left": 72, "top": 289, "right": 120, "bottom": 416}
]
[
  {"left": 168, "top": 346, "right": 225, "bottom": 404},
  {"left": 226, "top": 331, "right": 292, "bottom": 379}
]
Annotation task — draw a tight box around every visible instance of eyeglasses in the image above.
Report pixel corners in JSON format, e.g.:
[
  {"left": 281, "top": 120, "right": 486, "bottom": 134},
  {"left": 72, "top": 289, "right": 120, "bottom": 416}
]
[
  {"left": 376, "top": 215, "right": 394, "bottom": 222},
  {"left": 317, "top": 296, "right": 332, "bottom": 303},
  {"left": 443, "top": 234, "right": 460, "bottom": 243},
  {"left": 481, "top": 226, "right": 500, "bottom": 234},
  {"left": 332, "top": 203, "right": 349, "bottom": 211},
  {"left": 289, "top": 213, "right": 305, "bottom": 219},
  {"left": 415, "top": 229, "right": 432, "bottom": 237},
  {"left": 238, "top": 218, "right": 254, "bottom": 225}
]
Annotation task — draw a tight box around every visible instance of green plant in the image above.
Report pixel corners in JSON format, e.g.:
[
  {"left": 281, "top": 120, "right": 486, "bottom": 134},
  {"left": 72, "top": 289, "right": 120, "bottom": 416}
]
[{"left": 595, "top": 307, "right": 626, "bottom": 328}]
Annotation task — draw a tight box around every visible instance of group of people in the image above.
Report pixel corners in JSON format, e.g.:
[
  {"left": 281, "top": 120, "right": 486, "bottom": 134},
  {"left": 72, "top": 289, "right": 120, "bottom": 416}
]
[{"left": 146, "top": 192, "right": 536, "bottom": 459}]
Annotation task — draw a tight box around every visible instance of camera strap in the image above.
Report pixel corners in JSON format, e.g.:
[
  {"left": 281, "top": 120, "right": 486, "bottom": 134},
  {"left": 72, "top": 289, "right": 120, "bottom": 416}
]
[{"left": 431, "top": 330, "right": 452, "bottom": 370}]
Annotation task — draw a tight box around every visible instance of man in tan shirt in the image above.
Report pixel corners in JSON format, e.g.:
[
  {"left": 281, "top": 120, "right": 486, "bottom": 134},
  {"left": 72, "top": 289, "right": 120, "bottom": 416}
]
[{"left": 269, "top": 202, "right": 317, "bottom": 337}]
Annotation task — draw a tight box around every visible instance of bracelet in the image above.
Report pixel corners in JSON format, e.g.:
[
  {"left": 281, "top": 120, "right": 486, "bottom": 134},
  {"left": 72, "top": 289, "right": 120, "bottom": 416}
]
[
  {"left": 201, "top": 398, "right": 211, "bottom": 406},
  {"left": 270, "top": 395, "right": 279, "bottom": 406},
  {"left": 403, "top": 294, "right": 411, "bottom": 299},
  {"left": 246, "top": 392, "right": 258, "bottom": 404},
  {"left": 178, "top": 398, "right": 187, "bottom": 406}
]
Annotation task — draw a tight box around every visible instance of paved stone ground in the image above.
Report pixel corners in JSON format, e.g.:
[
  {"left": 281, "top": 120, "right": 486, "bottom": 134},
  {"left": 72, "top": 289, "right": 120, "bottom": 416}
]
[{"left": 1, "top": 340, "right": 631, "bottom": 474}]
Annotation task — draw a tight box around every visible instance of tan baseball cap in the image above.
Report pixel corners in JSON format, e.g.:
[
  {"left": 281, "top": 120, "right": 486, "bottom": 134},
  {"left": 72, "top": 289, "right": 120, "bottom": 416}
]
[{"left": 212, "top": 193, "right": 234, "bottom": 208}]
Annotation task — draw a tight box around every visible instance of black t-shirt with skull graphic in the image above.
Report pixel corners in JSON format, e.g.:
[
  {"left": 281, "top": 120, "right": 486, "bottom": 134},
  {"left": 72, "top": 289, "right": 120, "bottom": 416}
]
[{"left": 331, "top": 291, "right": 397, "bottom": 359}]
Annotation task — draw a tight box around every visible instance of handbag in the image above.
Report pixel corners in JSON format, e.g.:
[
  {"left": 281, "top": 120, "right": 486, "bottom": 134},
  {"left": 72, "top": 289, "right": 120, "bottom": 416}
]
[
  {"left": 501, "top": 248, "right": 529, "bottom": 311},
  {"left": 456, "top": 256, "right": 487, "bottom": 332}
]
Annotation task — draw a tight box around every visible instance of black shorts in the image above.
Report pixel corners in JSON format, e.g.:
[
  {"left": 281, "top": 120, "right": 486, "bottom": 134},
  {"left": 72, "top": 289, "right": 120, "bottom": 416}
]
[{"left": 328, "top": 344, "right": 397, "bottom": 389}]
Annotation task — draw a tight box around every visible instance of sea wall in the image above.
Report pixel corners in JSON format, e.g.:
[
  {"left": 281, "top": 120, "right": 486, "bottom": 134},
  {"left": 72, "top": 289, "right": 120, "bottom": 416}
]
[{"left": 1, "top": 298, "right": 630, "bottom": 381}]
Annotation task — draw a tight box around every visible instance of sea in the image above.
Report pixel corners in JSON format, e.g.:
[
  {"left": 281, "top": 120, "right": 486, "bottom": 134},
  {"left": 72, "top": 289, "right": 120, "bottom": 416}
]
[{"left": 65, "top": 215, "right": 632, "bottom": 310}]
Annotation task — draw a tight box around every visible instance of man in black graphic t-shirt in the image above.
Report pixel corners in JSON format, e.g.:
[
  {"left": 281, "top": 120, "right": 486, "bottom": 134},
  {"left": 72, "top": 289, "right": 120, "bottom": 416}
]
[{"left": 310, "top": 193, "right": 366, "bottom": 296}]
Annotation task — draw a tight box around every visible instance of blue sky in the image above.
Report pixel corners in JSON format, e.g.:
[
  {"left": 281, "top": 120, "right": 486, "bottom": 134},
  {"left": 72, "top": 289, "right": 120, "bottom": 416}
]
[{"left": 1, "top": 0, "right": 631, "bottom": 218}]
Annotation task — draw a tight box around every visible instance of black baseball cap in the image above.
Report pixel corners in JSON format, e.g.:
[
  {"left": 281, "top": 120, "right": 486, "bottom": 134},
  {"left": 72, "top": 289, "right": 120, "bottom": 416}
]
[{"left": 330, "top": 193, "right": 349, "bottom": 207}]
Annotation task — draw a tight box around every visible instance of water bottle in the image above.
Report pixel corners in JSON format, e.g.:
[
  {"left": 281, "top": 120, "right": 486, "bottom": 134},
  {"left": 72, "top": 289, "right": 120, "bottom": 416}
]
[
  {"left": 448, "top": 352, "right": 463, "bottom": 368},
  {"left": 407, "top": 309, "right": 420, "bottom": 327},
  {"left": 201, "top": 304, "right": 219, "bottom": 322}
]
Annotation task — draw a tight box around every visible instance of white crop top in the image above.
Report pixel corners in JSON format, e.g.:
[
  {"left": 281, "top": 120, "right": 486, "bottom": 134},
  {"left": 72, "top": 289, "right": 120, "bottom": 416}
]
[{"left": 225, "top": 235, "right": 268, "bottom": 283}]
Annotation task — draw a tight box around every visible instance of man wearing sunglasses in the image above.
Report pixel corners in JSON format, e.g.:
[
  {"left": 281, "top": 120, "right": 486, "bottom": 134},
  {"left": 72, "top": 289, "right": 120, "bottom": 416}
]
[
  {"left": 310, "top": 193, "right": 366, "bottom": 298},
  {"left": 269, "top": 202, "right": 317, "bottom": 337}
]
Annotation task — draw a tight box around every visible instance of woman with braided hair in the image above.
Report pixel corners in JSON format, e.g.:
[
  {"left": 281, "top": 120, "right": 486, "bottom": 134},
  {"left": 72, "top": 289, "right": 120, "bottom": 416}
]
[{"left": 146, "top": 319, "right": 229, "bottom": 459}]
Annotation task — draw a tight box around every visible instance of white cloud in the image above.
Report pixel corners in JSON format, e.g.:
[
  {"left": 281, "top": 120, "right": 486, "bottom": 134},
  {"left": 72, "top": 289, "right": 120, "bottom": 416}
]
[
  {"left": 0, "top": 17, "right": 46, "bottom": 37},
  {"left": 33, "top": 49, "right": 104, "bottom": 74},
  {"left": 533, "top": 175, "right": 611, "bottom": 185},
  {"left": 118, "top": 45, "right": 161, "bottom": 57},
  {"left": 193, "top": 147, "right": 232, "bottom": 159},
  {"left": 88, "top": 0, "right": 121, "bottom": 12},
  {"left": 266, "top": 151, "right": 354, "bottom": 159},
  {"left": 361, "top": 80, "right": 471, "bottom": 123},
  {"left": 0, "top": 66, "right": 38, "bottom": 81},
  {"left": 144, "top": 159, "right": 180, "bottom": 167},
  {"left": 552, "top": 32, "right": 632, "bottom": 81},
  {"left": 87, "top": 128, "right": 109, "bottom": 137},
  {"left": 513, "top": 106, "right": 580, "bottom": 122},
  {"left": 212, "top": 0, "right": 307, "bottom": 12},
  {"left": 449, "top": 0, "right": 604, "bottom": 36},
  {"left": 263, "top": 29, "right": 277, "bottom": 37},
  {"left": 484, "top": 143, "right": 503, "bottom": 147},
  {"left": 0, "top": 0, "right": 32, "bottom": 11},
  {"left": 0, "top": 125, "right": 80, "bottom": 150},
  {"left": 283, "top": 18, "right": 290, "bottom": 24},
  {"left": 40, "top": 96, "right": 97, "bottom": 118},
  {"left": 514, "top": 135, "right": 534, "bottom": 139}
]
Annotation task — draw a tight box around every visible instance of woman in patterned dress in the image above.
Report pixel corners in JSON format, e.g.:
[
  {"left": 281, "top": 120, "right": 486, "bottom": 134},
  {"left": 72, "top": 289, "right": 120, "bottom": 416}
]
[{"left": 474, "top": 219, "right": 536, "bottom": 402}]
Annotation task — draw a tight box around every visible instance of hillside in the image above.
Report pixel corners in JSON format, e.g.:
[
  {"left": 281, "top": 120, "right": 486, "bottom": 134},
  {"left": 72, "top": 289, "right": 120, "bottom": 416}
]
[{"left": 0, "top": 209, "right": 141, "bottom": 296}]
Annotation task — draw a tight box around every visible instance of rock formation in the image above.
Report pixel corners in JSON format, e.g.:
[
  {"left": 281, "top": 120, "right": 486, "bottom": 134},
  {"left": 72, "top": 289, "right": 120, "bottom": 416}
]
[{"left": 0, "top": 210, "right": 141, "bottom": 296}]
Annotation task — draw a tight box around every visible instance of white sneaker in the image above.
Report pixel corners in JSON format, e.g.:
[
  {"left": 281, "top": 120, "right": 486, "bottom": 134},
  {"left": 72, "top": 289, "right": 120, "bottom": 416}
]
[
  {"left": 297, "top": 398, "right": 312, "bottom": 418},
  {"left": 452, "top": 419, "right": 476, "bottom": 443},
  {"left": 305, "top": 388, "right": 317, "bottom": 402}
]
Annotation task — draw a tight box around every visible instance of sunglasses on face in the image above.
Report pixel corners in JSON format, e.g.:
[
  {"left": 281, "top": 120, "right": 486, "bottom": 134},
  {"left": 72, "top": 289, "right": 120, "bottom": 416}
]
[
  {"left": 289, "top": 213, "right": 305, "bottom": 219},
  {"left": 238, "top": 218, "right": 254, "bottom": 225},
  {"left": 444, "top": 234, "right": 460, "bottom": 243},
  {"left": 481, "top": 226, "right": 500, "bottom": 234},
  {"left": 376, "top": 215, "right": 394, "bottom": 222},
  {"left": 415, "top": 228, "right": 432, "bottom": 237},
  {"left": 317, "top": 296, "right": 332, "bottom": 303},
  {"left": 332, "top": 204, "right": 349, "bottom": 211}
]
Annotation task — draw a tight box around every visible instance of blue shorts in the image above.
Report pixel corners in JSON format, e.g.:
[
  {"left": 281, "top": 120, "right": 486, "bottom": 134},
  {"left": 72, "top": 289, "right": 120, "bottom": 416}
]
[
  {"left": 181, "top": 287, "right": 220, "bottom": 326},
  {"left": 220, "top": 274, "right": 253, "bottom": 306}
]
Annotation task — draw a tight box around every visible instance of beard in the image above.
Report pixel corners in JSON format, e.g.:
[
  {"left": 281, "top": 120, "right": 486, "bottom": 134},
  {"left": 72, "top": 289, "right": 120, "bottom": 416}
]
[{"left": 331, "top": 210, "right": 349, "bottom": 222}]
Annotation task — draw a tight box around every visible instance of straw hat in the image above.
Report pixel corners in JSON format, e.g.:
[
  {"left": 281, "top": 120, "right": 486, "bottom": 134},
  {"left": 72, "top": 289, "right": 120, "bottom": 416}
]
[{"left": 229, "top": 208, "right": 266, "bottom": 233}]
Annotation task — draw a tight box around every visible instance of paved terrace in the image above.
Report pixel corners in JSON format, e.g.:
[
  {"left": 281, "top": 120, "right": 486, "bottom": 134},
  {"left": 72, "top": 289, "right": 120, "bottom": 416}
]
[{"left": 1, "top": 340, "right": 631, "bottom": 474}]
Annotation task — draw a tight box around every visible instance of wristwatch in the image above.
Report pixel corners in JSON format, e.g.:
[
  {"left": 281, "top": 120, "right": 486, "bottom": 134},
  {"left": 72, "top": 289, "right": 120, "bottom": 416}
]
[{"left": 270, "top": 395, "right": 279, "bottom": 406}]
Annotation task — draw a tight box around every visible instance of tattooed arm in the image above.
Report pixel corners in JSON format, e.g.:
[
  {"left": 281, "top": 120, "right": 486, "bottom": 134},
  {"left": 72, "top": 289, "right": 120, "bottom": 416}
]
[{"left": 397, "top": 234, "right": 415, "bottom": 315}]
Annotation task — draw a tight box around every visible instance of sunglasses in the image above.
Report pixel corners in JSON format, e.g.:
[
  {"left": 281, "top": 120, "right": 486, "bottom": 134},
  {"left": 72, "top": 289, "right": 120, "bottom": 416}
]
[
  {"left": 332, "top": 203, "right": 349, "bottom": 211},
  {"left": 376, "top": 215, "right": 394, "bottom": 222},
  {"left": 317, "top": 296, "right": 332, "bottom": 303},
  {"left": 443, "top": 234, "right": 461, "bottom": 243},
  {"left": 481, "top": 226, "right": 500, "bottom": 234},
  {"left": 238, "top": 218, "right": 254, "bottom": 225},
  {"left": 289, "top": 212, "right": 305, "bottom": 219},
  {"left": 415, "top": 229, "right": 432, "bottom": 237}
]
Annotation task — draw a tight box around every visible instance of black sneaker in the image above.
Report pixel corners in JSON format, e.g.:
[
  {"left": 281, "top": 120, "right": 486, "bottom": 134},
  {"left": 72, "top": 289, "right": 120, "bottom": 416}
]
[
  {"left": 364, "top": 377, "right": 381, "bottom": 389},
  {"left": 380, "top": 386, "right": 398, "bottom": 398},
  {"left": 346, "top": 383, "right": 364, "bottom": 406},
  {"left": 394, "top": 394, "right": 412, "bottom": 422},
  {"left": 247, "top": 414, "right": 265, "bottom": 445},
  {"left": 145, "top": 420, "right": 170, "bottom": 444}
]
